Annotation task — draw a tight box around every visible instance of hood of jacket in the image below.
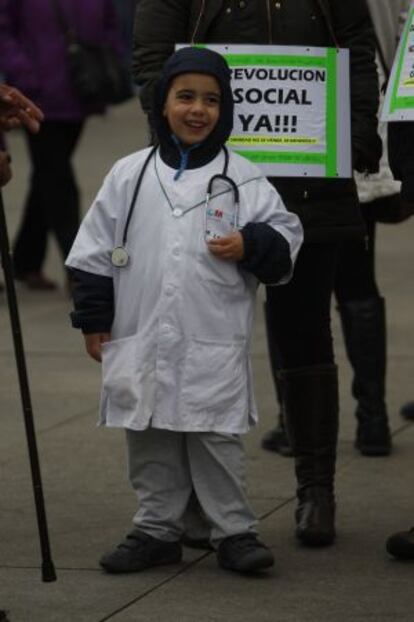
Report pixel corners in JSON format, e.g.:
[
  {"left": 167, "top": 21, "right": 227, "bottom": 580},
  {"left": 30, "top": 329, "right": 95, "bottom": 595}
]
[{"left": 152, "top": 46, "right": 234, "bottom": 170}]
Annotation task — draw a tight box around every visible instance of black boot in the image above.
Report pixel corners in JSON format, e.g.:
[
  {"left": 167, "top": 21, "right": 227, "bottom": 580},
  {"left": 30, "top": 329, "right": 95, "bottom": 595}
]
[
  {"left": 261, "top": 300, "right": 293, "bottom": 456},
  {"left": 261, "top": 411, "right": 293, "bottom": 456},
  {"left": 338, "top": 297, "right": 391, "bottom": 456},
  {"left": 400, "top": 401, "right": 414, "bottom": 421},
  {"left": 281, "top": 365, "right": 339, "bottom": 547},
  {"left": 386, "top": 527, "right": 414, "bottom": 560}
]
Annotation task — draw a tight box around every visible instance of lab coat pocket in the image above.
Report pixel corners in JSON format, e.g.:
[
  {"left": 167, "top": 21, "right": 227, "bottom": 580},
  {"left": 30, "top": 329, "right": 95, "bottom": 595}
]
[
  {"left": 181, "top": 337, "right": 248, "bottom": 418},
  {"left": 101, "top": 334, "right": 155, "bottom": 428},
  {"left": 101, "top": 335, "right": 140, "bottom": 412},
  {"left": 196, "top": 249, "right": 241, "bottom": 287}
]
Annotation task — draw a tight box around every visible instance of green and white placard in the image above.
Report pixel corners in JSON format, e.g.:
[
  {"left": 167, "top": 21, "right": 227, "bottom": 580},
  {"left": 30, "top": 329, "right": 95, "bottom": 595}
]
[
  {"left": 382, "top": 2, "right": 414, "bottom": 121},
  {"left": 178, "top": 44, "right": 351, "bottom": 178}
]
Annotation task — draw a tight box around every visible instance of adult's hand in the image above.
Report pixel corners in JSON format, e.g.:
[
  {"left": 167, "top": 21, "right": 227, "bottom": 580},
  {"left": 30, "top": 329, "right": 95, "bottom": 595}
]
[
  {"left": 0, "top": 151, "right": 12, "bottom": 187},
  {"left": 0, "top": 84, "right": 44, "bottom": 133}
]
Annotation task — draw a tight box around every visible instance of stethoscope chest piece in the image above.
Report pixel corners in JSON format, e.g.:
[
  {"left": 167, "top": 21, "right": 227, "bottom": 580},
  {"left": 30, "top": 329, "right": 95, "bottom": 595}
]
[{"left": 111, "top": 246, "right": 129, "bottom": 268}]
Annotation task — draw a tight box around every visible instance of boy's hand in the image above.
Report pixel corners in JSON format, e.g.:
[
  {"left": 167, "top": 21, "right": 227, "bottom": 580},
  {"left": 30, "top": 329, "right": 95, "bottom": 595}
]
[
  {"left": 207, "top": 231, "right": 244, "bottom": 261},
  {"left": 84, "top": 333, "right": 111, "bottom": 362}
]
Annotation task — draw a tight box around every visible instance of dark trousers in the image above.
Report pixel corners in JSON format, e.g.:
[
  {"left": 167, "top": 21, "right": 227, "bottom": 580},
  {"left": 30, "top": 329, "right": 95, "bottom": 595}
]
[
  {"left": 334, "top": 211, "right": 380, "bottom": 304},
  {"left": 266, "top": 243, "right": 339, "bottom": 370},
  {"left": 13, "top": 120, "right": 84, "bottom": 275}
]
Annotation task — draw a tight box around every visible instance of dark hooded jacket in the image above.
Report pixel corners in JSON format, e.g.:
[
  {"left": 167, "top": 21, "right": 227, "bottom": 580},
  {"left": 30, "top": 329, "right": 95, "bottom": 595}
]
[
  {"left": 70, "top": 47, "right": 293, "bottom": 333},
  {"left": 152, "top": 46, "right": 235, "bottom": 171},
  {"left": 133, "top": 0, "right": 382, "bottom": 242}
]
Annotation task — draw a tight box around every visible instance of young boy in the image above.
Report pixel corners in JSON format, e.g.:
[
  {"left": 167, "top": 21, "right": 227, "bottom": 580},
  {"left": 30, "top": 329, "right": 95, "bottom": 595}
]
[{"left": 66, "top": 47, "right": 303, "bottom": 574}]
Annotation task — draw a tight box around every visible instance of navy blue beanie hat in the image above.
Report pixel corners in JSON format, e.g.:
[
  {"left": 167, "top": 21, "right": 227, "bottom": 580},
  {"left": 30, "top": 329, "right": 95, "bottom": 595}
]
[{"left": 152, "top": 47, "right": 234, "bottom": 169}]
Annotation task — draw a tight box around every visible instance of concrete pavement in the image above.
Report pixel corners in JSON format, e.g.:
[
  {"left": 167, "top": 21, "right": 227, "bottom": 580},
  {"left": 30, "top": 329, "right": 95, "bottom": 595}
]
[{"left": 1, "top": 101, "right": 413, "bottom": 621}]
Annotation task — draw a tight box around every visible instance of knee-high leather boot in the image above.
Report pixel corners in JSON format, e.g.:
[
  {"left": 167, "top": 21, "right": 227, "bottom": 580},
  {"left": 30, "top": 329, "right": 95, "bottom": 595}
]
[
  {"left": 261, "top": 300, "right": 293, "bottom": 456},
  {"left": 338, "top": 297, "right": 391, "bottom": 456},
  {"left": 281, "top": 364, "right": 339, "bottom": 546}
]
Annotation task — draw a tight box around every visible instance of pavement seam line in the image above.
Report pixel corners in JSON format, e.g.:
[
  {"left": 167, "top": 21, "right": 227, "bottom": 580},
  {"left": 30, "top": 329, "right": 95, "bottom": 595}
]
[
  {"left": 98, "top": 497, "right": 296, "bottom": 621},
  {"left": 39, "top": 407, "right": 98, "bottom": 434},
  {"left": 98, "top": 554, "right": 211, "bottom": 622}
]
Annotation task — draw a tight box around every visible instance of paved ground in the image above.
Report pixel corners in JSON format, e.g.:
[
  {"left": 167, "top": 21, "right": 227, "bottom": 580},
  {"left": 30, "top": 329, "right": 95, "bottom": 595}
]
[{"left": 1, "top": 101, "right": 413, "bottom": 622}]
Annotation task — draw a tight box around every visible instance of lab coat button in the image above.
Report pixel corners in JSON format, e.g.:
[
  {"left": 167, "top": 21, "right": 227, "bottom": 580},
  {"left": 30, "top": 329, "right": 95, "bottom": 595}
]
[
  {"left": 172, "top": 246, "right": 180, "bottom": 256},
  {"left": 172, "top": 208, "right": 183, "bottom": 218}
]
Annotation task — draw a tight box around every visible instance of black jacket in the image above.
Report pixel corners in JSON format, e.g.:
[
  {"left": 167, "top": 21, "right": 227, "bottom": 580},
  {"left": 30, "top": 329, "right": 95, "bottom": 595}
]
[{"left": 133, "top": 0, "right": 382, "bottom": 242}]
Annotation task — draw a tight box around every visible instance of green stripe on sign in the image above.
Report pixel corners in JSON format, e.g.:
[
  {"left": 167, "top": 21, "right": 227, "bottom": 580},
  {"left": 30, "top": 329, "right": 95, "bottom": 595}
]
[
  {"left": 234, "top": 150, "right": 327, "bottom": 165},
  {"left": 392, "top": 97, "right": 414, "bottom": 109},
  {"left": 390, "top": 8, "right": 414, "bottom": 113},
  {"left": 223, "top": 54, "right": 326, "bottom": 68},
  {"left": 325, "top": 48, "right": 338, "bottom": 178}
]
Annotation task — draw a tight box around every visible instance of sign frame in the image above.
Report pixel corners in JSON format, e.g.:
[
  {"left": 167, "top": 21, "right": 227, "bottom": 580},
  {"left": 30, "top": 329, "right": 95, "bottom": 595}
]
[{"left": 382, "top": 4, "right": 414, "bottom": 122}]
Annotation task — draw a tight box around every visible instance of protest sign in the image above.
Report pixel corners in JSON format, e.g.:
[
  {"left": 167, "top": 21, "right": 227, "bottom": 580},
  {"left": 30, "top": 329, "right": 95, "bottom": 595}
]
[
  {"left": 178, "top": 44, "right": 351, "bottom": 178},
  {"left": 382, "top": 2, "right": 414, "bottom": 121}
]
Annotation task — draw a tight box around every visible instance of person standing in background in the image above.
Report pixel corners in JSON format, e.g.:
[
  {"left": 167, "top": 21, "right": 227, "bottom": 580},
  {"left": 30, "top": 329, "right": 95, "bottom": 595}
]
[
  {"left": 385, "top": 99, "right": 414, "bottom": 562},
  {"left": 263, "top": 0, "right": 411, "bottom": 459},
  {"left": 332, "top": 0, "right": 411, "bottom": 457},
  {"left": 0, "top": 0, "right": 124, "bottom": 290},
  {"left": 385, "top": 2, "right": 414, "bottom": 431}
]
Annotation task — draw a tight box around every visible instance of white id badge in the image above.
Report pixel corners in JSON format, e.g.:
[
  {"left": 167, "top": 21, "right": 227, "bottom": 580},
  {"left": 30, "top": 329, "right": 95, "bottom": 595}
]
[{"left": 205, "top": 204, "right": 237, "bottom": 242}]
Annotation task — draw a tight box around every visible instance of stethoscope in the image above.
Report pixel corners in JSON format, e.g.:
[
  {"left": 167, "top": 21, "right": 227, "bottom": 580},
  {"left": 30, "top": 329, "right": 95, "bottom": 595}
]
[{"left": 111, "top": 145, "right": 240, "bottom": 267}]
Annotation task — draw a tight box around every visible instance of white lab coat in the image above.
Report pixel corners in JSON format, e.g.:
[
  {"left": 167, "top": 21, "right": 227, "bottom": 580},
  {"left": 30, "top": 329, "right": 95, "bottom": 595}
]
[{"left": 66, "top": 147, "right": 303, "bottom": 433}]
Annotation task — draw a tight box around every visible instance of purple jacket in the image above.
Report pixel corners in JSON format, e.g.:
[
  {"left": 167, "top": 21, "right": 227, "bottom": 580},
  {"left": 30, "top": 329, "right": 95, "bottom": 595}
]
[{"left": 0, "top": 0, "right": 124, "bottom": 120}]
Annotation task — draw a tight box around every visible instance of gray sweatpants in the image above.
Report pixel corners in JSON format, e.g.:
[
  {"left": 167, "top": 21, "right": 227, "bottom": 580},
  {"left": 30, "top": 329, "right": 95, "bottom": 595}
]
[{"left": 126, "top": 428, "right": 257, "bottom": 544}]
